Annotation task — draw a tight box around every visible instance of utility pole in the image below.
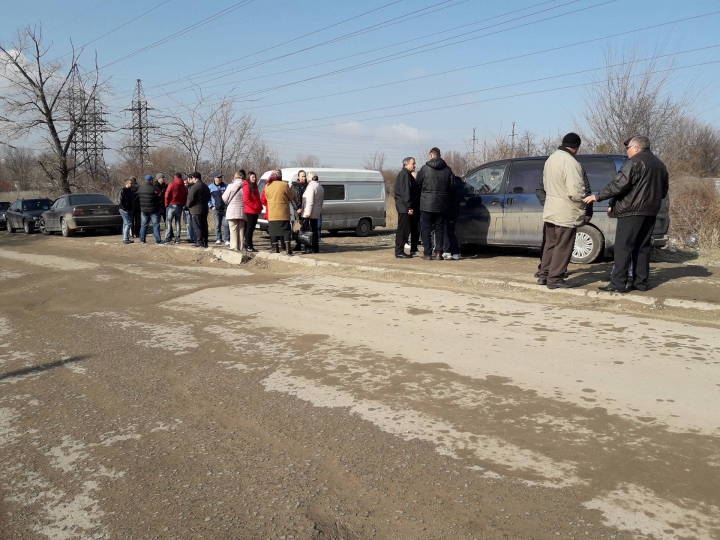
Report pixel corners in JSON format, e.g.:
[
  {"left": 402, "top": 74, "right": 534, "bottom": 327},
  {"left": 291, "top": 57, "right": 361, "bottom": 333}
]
[
  {"left": 124, "top": 79, "right": 155, "bottom": 177},
  {"left": 509, "top": 121, "right": 517, "bottom": 157},
  {"left": 467, "top": 127, "right": 478, "bottom": 167}
]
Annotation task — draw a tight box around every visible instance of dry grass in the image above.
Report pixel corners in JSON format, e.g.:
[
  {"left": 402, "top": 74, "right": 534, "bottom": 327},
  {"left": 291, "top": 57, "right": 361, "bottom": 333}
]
[
  {"left": 385, "top": 198, "right": 398, "bottom": 229},
  {"left": 0, "top": 190, "right": 51, "bottom": 201},
  {"left": 669, "top": 178, "right": 720, "bottom": 252}
]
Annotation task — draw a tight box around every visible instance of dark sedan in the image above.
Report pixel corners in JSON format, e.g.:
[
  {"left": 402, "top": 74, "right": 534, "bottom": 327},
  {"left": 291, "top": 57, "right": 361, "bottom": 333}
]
[
  {"left": 40, "top": 193, "right": 122, "bottom": 237},
  {"left": 0, "top": 201, "right": 10, "bottom": 228},
  {"left": 6, "top": 198, "right": 53, "bottom": 234}
]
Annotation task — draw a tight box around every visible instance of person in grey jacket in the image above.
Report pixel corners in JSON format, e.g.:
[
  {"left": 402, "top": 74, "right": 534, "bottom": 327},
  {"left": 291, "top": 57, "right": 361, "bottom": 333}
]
[{"left": 537, "top": 133, "right": 587, "bottom": 289}]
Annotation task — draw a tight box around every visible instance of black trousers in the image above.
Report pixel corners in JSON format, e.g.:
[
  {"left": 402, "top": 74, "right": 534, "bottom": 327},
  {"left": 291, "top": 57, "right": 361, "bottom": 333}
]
[
  {"left": 443, "top": 216, "right": 460, "bottom": 255},
  {"left": 611, "top": 215, "right": 656, "bottom": 290},
  {"left": 245, "top": 213, "right": 259, "bottom": 248},
  {"left": 191, "top": 213, "right": 209, "bottom": 247},
  {"left": 308, "top": 218, "right": 319, "bottom": 253},
  {"left": 395, "top": 212, "right": 412, "bottom": 255},
  {"left": 132, "top": 210, "right": 141, "bottom": 237},
  {"left": 420, "top": 211, "right": 445, "bottom": 256},
  {"left": 539, "top": 223, "right": 576, "bottom": 284}
]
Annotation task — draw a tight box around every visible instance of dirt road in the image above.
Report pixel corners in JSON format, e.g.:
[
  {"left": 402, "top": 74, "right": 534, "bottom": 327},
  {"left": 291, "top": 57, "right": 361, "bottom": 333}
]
[{"left": 1, "top": 232, "right": 719, "bottom": 539}]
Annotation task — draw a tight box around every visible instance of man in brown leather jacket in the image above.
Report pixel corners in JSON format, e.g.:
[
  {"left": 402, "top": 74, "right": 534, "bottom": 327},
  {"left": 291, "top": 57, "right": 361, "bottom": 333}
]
[{"left": 585, "top": 136, "right": 669, "bottom": 292}]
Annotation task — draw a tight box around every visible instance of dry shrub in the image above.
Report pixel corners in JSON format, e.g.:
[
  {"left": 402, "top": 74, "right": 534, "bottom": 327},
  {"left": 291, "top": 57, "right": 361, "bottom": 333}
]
[{"left": 669, "top": 178, "right": 720, "bottom": 251}]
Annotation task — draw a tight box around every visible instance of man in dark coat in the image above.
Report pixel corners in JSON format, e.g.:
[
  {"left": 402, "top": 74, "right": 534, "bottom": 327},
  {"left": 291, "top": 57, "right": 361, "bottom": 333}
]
[
  {"left": 291, "top": 170, "right": 308, "bottom": 250},
  {"left": 155, "top": 173, "right": 168, "bottom": 226},
  {"left": 415, "top": 147, "right": 454, "bottom": 260},
  {"left": 442, "top": 175, "right": 466, "bottom": 260},
  {"left": 585, "top": 135, "right": 669, "bottom": 292},
  {"left": 393, "top": 157, "right": 417, "bottom": 258},
  {"left": 187, "top": 172, "right": 211, "bottom": 248},
  {"left": 137, "top": 175, "right": 163, "bottom": 244},
  {"left": 131, "top": 177, "right": 141, "bottom": 238}
]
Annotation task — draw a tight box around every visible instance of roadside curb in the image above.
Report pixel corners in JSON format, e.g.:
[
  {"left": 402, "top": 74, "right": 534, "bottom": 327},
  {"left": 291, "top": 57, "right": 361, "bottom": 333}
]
[{"left": 207, "top": 248, "right": 720, "bottom": 313}]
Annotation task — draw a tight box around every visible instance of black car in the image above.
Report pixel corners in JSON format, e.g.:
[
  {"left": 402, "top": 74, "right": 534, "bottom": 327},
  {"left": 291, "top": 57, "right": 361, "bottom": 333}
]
[
  {"left": 6, "top": 198, "right": 53, "bottom": 234},
  {"left": 0, "top": 201, "right": 10, "bottom": 228},
  {"left": 40, "top": 193, "right": 122, "bottom": 237}
]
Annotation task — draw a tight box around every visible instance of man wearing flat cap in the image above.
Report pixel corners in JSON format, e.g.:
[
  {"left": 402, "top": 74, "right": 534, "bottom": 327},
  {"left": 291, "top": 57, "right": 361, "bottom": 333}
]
[
  {"left": 585, "top": 135, "right": 669, "bottom": 292},
  {"left": 537, "top": 132, "right": 588, "bottom": 289}
]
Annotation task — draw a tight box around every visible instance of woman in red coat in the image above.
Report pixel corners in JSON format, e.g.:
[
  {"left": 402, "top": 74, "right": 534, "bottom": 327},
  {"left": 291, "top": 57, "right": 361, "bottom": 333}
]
[{"left": 243, "top": 171, "right": 263, "bottom": 252}]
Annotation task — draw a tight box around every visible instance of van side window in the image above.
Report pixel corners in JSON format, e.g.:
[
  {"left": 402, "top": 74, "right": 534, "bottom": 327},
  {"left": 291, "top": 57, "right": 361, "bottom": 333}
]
[
  {"left": 324, "top": 184, "right": 345, "bottom": 201},
  {"left": 464, "top": 165, "right": 506, "bottom": 195},
  {"left": 507, "top": 160, "right": 544, "bottom": 195},
  {"left": 346, "top": 184, "right": 381, "bottom": 200},
  {"left": 577, "top": 157, "right": 617, "bottom": 192}
]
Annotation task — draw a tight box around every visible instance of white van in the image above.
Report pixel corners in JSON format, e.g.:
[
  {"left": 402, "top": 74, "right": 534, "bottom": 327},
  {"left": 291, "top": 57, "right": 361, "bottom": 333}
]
[{"left": 257, "top": 168, "right": 386, "bottom": 236}]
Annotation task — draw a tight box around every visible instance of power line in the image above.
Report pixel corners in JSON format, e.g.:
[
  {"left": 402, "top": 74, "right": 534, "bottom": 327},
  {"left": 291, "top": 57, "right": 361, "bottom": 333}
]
[
  {"left": 99, "top": 0, "right": 256, "bottom": 69},
  {"left": 256, "top": 60, "right": 720, "bottom": 135}
]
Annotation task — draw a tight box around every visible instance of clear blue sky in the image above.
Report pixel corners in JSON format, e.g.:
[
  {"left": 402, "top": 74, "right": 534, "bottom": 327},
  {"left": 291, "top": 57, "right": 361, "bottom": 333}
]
[{"left": 3, "top": 0, "right": 720, "bottom": 168}]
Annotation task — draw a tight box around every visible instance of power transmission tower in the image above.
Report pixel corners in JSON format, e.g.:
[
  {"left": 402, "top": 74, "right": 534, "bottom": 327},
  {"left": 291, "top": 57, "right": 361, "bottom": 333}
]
[
  {"left": 509, "top": 121, "right": 517, "bottom": 157},
  {"left": 466, "top": 127, "right": 479, "bottom": 168},
  {"left": 124, "top": 79, "right": 155, "bottom": 177},
  {"left": 68, "top": 66, "right": 109, "bottom": 186}
]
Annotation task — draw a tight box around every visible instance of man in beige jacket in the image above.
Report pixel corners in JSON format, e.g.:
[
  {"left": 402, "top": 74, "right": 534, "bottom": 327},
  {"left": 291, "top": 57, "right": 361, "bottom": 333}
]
[
  {"left": 301, "top": 172, "right": 325, "bottom": 254},
  {"left": 538, "top": 132, "right": 587, "bottom": 289}
]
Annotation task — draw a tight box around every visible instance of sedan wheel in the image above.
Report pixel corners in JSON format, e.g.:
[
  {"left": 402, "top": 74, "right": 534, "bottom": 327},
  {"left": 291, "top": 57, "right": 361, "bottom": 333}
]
[
  {"left": 40, "top": 219, "right": 52, "bottom": 236},
  {"left": 61, "top": 217, "right": 74, "bottom": 237},
  {"left": 7, "top": 219, "right": 16, "bottom": 233},
  {"left": 23, "top": 220, "right": 33, "bottom": 234}
]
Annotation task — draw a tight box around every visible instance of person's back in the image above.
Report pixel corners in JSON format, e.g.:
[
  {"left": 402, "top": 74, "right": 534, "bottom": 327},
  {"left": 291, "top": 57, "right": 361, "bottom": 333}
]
[
  {"left": 166, "top": 177, "right": 188, "bottom": 207},
  {"left": 542, "top": 149, "right": 586, "bottom": 229},
  {"left": 137, "top": 182, "right": 160, "bottom": 213},
  {"left": 598, "top": 150, "right": 668, "bottom": 217},
  {"left": 417, "top": 157, "right": 453, "bottom": 213},
  {"left": 118, "top": 186, "right": 134, "bottom": 212},
  {"left": 188, "top": 180, "right": 210, "bottom": 215},
  {"left": 302, "top": 180, "right": 324, "bottom": 219},
  {"left": 265, "top": 180, "right": 293, "bottom": 221}
]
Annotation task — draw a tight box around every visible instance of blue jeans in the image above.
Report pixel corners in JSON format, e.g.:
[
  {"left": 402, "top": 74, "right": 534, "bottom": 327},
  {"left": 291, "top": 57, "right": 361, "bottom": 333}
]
[
  {"left": 140, "top": 212, "right": 161, "bottom": 243},
  {"left": 213, "top": 209, "right": 229, "bottom": 242},
  {"left": 165, "top": 205, "right": 183, "bottom": 242},
  {"left": 184, "top": 210, "right": 195, "bottom": 242},
  {"left": 120, "top": 209, "right": 133, "bottom": 241}
]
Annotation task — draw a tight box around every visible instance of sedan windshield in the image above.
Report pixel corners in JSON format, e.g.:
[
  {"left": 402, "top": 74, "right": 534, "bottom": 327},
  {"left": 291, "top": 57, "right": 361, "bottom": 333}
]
[
  {"left": 68, "top": 194, "right": 113, "bottom": 205},
  {"left": 22, "top": 199, "right": 52, "bottom": 211}
]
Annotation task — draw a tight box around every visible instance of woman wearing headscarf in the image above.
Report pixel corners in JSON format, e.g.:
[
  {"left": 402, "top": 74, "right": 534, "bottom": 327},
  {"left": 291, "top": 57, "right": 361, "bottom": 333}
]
[
  {"left": 260, "top": 169, "right": 294, "bottom": 255},
  {"left": 301, "top": 172, "right": 325, "bottom": 254},
  {"left": 222, "top": 171, "right": 247, "bottom": 251},
  {"left": 243, "top": 171, "right": 262, "bottom": 252}
]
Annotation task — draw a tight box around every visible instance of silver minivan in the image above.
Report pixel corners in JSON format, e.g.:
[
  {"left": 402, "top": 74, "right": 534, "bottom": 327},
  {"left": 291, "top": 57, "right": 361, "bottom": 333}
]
[
  {"left": 258, "top": 168, "right": 387, "bottom": 236},
  {"left": 457, "top": 154, "right": 670, "bottom": 263}
]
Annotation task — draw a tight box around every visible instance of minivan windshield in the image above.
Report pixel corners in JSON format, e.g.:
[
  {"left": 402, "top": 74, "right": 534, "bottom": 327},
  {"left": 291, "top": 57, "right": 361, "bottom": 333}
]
[
  {"left": 68, "top": 194, "right": 113, "bottom": 205},
  {"left": 22, "top": 199, "right": 52, "bottom": 211}
]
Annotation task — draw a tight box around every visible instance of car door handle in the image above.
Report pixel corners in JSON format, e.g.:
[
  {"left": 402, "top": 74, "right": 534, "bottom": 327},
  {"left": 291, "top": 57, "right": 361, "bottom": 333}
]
[
  {"left": 506, "top": 198, "right": 515, "bottom": 205},
  {"left": 490, "top": 198, "right": 501, "bottom": 205}
]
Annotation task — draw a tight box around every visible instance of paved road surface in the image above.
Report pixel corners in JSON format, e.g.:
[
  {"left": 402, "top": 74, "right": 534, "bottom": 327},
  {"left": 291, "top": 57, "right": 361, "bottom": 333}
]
[{"left": 1, "top": 236, "right": 719, "bottom": 539}]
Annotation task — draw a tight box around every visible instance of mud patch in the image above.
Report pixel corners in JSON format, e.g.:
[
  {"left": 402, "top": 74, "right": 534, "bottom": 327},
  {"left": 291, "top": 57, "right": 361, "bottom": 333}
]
[{"left": 0, "top": 250, "right": 99, "bottom": 270}]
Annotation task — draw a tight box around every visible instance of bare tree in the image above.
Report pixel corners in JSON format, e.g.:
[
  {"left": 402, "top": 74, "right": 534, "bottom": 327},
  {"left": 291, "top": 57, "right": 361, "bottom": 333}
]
[
  {"left": 161, "top": 94, "right": 219, "bottom": 172},
  {"left": 664, "top": 117, "right": 720, "bottom": 177},
  {"left": 1, "top": 146, "right": 40, "bottom": 189},
  {"left": 207, "top": 97, "right": 257, "bottom": 176},
  {"left": 246, "top": 139, "right": 280, "bottom": 176},
  {"left": 291, "top": 154, "right": 322, "bottom": 168},
  {"left": 581, "top": 44, "right": 697, "bottom": 155},
  {"left": 443, "top": 150, "right": 468, "bottom": 176},
  {"left": 0, "top": 26, "right": 107, "bottom": 193},
  {"left": 363, "top": 151, "right": 386, "bottom": 171}
]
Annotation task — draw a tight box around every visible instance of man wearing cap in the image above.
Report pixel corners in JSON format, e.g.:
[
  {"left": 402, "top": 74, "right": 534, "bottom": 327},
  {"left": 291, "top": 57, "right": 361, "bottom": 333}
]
[
  {"left": 187, "top": 172, "right": 211, "bottom": 248},
  {"left": 156, "top": 173, "right": 168, "bottom": 227},
  {"left": 208, "top": 172, "right": 230, "bottom": 245},
  {"left": 537, "top": 132, "right": 588, "bottom": 289},
  {"left": 137, "top": 175, "right": 163, "bottom": 244},
  {"left": 585, "top": 135, "right": 669, "bottom": 292}
]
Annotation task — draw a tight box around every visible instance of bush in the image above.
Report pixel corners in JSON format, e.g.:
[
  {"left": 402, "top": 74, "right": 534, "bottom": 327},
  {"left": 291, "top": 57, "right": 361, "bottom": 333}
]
[{"left": 669, "top": 178, "right": 720, "bottom": 251}]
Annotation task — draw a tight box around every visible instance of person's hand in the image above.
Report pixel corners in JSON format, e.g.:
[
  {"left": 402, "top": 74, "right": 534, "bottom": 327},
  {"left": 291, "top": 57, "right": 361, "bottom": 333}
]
[
  {"left": 297, "top": 209, "right": 302, "bottom": 215},
  {"left": 607, "top": 207, "right": 612, "bottom": 215},
  {"left": 583, "top": 194, "right": 597, "bottom": 204},
  {"left": 584, "top": 216, "right": 592, "bottom": 224},
  {"left": 408, "top": 209, "right": 414, "bottom": 215}
]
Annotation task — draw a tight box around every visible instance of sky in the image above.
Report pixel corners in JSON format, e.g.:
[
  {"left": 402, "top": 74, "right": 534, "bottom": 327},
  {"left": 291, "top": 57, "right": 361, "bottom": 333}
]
[{"left": 2, "top": 0, "right": 720, "bottom": 169}]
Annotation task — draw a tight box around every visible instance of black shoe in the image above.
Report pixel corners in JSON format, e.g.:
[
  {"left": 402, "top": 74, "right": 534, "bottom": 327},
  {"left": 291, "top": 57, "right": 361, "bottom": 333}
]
[
  {"left": 547, "top": 280, "right": 575, "bottom": 290},
  {"left": 174, "top": 240, "right": 180, "bottom": 245},
  {"left": 123, "top": 239, "right": 132, "bottom": 245},
  {"left": 627, "top": 284, "right": 647, "bottom": 292},
  {"left": 534, "top": 271, "right": 540, "bottom": 278},
  {"left": 536, "top": 278, "right": 547, "bottom": 285},
  {"left": 598, "top": 284, "right": 625, "bottom": 293},
  {"left": 395, "top": 253, "right": 412, "bottom": 259}
]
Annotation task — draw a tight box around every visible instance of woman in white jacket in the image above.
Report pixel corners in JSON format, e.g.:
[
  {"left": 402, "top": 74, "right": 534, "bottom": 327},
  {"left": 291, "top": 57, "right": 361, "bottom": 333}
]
[
  {"left": 301, "top": 172, "right": 324, "bottom": 254},
  {"left": 222, "top": 171, "right": 247, "bottom": 251}
]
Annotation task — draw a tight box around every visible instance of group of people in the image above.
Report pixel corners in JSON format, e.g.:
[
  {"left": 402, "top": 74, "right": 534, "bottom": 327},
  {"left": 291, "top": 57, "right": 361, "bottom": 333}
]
[
  {"left": 117, "top": 168, "right": 325, "bottom": 255},
  {"left": 393, "top": 147, "right": 465, "bottom": 260},
  {"left": 537, "top": 132, "right": 668, "bottom": 293}
]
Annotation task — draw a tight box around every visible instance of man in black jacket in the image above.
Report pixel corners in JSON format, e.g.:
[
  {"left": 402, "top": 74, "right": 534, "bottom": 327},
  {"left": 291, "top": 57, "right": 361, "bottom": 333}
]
[
  {"left": 118, "top": 178, "right": 135, "bottom": 244},
  {"left": 416, "top": 147, "right": 454, "bottom": 260},
  {"left": 442, "top": 175, "right": 465, "bottom": 260},
  {"left": 137, "top": 175, "right": 163, "bottom": 244},
  {"left": 156, "top": 173, "right": 168, "bottom": 226},
  {"left": 187, "top": 172, "right": 211, "bottom": 248},
  {"left": 393, "top": 157, "right": 417, "bottom": 258},
  {"left": 585, "top": 136, "right": 669, "bottom": 292},
  {"left": 131, "top": 177, "right": 141, "bottom": 238},
  {"left": 291, "top": 170, "right": 308, "bottom": 250}
]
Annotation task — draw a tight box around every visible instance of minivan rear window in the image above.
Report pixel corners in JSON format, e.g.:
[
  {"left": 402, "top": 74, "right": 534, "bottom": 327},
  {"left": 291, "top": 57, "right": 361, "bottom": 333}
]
[
  {"left": 578, "top": 157, "right": 618, "bottom": 192},
  {"left": 324, "top": 184, "right": 345, "bottom": 201},
  {"left": 346, "top": 184, "right": 382, "bottom": 200}
]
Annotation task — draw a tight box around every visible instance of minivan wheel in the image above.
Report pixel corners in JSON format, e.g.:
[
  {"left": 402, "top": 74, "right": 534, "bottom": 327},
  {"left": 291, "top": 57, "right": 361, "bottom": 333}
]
[
  {"left": 355, "top": 218, "right": 371, "bottom": 237},
  {"left": 571, "top": 226, "right": 604, "bottom": 264}
]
